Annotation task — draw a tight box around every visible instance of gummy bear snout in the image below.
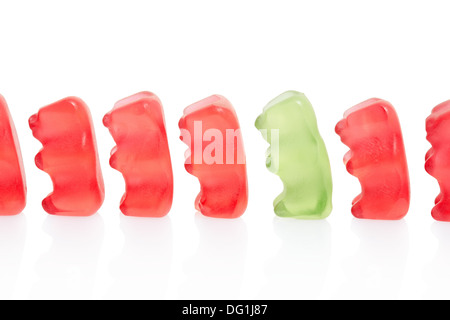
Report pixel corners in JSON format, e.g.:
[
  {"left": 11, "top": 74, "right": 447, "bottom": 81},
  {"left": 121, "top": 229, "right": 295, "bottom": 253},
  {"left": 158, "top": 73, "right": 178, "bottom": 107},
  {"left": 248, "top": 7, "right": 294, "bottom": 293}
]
[
  {"left": 28, "top": 114, "right": 39, "bottom": 130},
  {"left": 335, "top": 119, "right": 347, "bottom": 136}
]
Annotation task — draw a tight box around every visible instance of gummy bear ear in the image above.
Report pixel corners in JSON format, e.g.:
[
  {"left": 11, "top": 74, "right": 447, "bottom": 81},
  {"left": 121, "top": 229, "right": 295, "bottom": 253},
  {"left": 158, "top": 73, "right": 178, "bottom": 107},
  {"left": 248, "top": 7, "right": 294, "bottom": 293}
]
[
  {"left": 431, "top": 100, "right": 450, "bottom": 114},
  {"left": 371, "top": 103, "right": 390, "bottom": 121},
  {"left": 348, "top": 102, "right": 389, "bottom": 127}
]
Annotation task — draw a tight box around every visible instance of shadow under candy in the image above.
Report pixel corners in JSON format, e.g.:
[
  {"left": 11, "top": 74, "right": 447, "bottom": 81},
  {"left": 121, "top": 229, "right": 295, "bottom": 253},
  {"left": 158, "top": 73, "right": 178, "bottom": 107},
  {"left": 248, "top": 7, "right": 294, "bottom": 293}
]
[
  {"left": 422, "top": 222, "right": 450, "bottom": 299},
  {"left": 179, "top": 212, "right": 248, "bottom": 299},
  {"left": 30, "top": 213, "right": 104, "bottom": 299},
  {"left": 106, "top": 214, "right": 173, "bottom": 299},
  {"left": 0, "top": 213, "right": 27, "bottom": 299},
  {"left": 259, "top": 217, "right": 332, "bottom": 299},
  {"left": 336, "top": 219, "right": 409, "bottom": 299}
]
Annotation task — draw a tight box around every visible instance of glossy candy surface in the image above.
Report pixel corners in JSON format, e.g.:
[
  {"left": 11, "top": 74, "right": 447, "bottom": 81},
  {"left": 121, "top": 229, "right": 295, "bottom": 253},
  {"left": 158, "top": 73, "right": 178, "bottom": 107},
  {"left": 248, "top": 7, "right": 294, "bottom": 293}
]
[
  {"left": 178, "top": 95, "right": 248, "bottom": 219},
  {"left": 29, "top": 97, "right": 105, "bottom": 216},
  {"left": 0, "top": 95, "right": 26, "bottom": 215},
  {"left": 426, "top": 100, "right": 450, "bottom": 221},
  {"left": 255, "top": 91, "right": 333, "bottom": 219},
  {"left": 335, "top": 98, "right": 410, "bottom": 220},
  {"left": 103, "top": 92, "right": 173, "bottom": 217}
]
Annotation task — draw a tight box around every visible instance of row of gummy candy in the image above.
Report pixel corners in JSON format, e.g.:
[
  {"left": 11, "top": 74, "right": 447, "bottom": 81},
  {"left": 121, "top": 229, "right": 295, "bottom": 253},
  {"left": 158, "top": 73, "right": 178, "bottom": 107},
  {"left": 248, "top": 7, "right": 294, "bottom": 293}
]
[{"left": 0, "top": 91, "right": 445, "bottom": 221}]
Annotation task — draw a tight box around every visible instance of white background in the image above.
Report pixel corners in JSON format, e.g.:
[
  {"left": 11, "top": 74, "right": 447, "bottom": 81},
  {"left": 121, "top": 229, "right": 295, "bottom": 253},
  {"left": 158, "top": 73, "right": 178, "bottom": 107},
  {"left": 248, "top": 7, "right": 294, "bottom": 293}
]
[{"left": 0, "top": 0, "right": 449, "bottom": 300}]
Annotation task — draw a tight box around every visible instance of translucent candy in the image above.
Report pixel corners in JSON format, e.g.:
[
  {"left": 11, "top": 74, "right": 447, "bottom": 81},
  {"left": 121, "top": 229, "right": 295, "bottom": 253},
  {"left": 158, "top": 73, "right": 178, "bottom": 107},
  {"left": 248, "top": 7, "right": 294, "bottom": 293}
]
[
  {"left": 336, "top": 98, "right": 410, "bottom": 220},
  {"left": 255, "top": 91, "right": 333, "bottom": 219},
  {"left": 29, "top": 97, "right": 105, "bottom": 216},
  {"left": 178, "top": 95, "right": 248, "bottom": 219},
  {"left": 0, "top": 95, "right": 26, "bottom": 215},
  {"left": 425, "top": 100, "right": 450, "bottom": 221},
  {"left": 103, "top": 92, "right": 173, "bottom": 217}
]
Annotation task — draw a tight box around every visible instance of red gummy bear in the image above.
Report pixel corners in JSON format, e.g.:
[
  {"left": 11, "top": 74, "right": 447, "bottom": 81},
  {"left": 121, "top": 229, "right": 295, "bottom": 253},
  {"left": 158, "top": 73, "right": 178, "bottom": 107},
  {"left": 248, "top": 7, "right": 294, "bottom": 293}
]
[
  {"left": 29, "top": 97, "right": 105, "bottom": 216},
  {"left": 426, "top": 100, "right": 450, "bottom": 221},
  {"left": 0, "top": 95, "right": 26, "bottom": 215},
  {"left": 178, "top": 95, "right": 248, "bottom": 219},
  {"left": 103, "top": 92, "right": 173, "bottom": 217},
  {"left": 335, "top": 98, "right": 410, "bottom": 220}
]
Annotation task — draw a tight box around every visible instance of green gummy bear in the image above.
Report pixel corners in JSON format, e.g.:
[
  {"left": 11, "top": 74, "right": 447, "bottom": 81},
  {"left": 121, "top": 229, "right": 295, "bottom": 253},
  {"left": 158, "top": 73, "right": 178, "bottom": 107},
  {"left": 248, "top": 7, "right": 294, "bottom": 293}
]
[{"left": 255, "top": 91, "right": 333, "bottom": 219}]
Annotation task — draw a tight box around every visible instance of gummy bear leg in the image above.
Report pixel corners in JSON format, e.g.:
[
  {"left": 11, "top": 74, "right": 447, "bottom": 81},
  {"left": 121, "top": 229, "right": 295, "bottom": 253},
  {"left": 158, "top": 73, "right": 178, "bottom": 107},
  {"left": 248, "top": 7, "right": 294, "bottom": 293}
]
[
  {"left": 351, "top": 201, "right": 365, "bottom": 219},
  {"left": 273, "top": 199, "right": 290, "bottom": 218},
  {"left": 432, "top": 200, "right": 450, "bottom": 221},
  {"left": 42, "top": 195, "right": 59, "bottom": 215}
]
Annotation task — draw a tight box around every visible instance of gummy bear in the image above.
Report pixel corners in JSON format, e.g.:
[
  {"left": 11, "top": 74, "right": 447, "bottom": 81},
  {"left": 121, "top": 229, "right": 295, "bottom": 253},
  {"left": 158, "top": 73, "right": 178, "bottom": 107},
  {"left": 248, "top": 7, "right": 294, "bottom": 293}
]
[
  {"left": 0, "top": 94, "right": 26, "bottom": 215},
  {"left": 103, "top": 92, "right": 173, "bottom": 217},
  {"left": 335, "top": 98, "right": 410, "bottom": 220},
  {"left": 255, "top": 91, "right": 333, "bottom": 219},
  {"left": 29, "top": 97, "right": 105, "bottom": 216},
  {"left": 425, "top": 100, "right": 450, "bottom": 221},
  {"left": 178, "top": 95, "right": 248, "bottom": 219}
]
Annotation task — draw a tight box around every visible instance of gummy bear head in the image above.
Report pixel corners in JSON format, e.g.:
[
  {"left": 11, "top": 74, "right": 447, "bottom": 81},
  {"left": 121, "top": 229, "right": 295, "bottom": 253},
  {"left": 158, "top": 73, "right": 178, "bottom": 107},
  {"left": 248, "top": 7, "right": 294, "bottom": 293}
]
[
  {"left": 426, "top": 100, "right": 450, "bottom": 146},
  {"left": 335, "top": 98, "right": 395, "bottom": 149},
  {"left": 29, "top": 97, "right": 94, "bottom": 147},
  {"left": 255, "top": 90, "right": 324, "bottom": 174}
]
